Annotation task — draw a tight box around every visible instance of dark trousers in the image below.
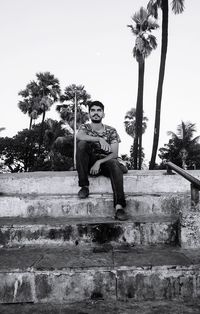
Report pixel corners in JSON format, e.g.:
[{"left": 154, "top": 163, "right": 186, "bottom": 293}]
[{"left": 76, "top": 141, "right": 127, "bottom": 208}]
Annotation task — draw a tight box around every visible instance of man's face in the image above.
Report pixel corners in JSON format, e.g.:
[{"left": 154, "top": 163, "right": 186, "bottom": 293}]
[{"left": 89, "top": 105, "right": 104, "bottom": 123}]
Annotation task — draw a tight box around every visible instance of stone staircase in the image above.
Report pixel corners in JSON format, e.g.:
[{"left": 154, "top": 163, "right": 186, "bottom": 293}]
[{"left": 0, "top": 170, "right": 200, "bottom": 309}]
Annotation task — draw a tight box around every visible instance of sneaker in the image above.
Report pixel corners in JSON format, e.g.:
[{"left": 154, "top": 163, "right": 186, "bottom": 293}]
[
  {"left": 115, "top": 208, "right": 128, "bottom": 221},
  {"left": 78, "top": 186, "right": 89, "bottom": 199}
]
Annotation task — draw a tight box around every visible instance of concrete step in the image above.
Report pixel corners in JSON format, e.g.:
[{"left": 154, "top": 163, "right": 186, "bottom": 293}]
[
  {"left": 0, "top": 193, "right": 188, "bottom": 218},
  {"left": 0, "top": 216, "right": 179, "bottom": 247},
  {"left": 0, "top": 300, "right": 200, "bottom": 314},
  {"left": 1, "top": 170, "right": 200, "bottom": 195},
  {"left": 0, "top": 245, "right": 200, "bottom": 304}
]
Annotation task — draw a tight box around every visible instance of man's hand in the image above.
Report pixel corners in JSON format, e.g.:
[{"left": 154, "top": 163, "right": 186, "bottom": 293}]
[
  {"left": 90, "top": 160, "right": 101, "bottom": 175},
  {"left": 99, "top": 138, "right": 111, "bottom": 153}
]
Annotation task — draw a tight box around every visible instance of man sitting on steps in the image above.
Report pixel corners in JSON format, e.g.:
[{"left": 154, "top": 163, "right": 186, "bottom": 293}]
[{"left": 76, "top": 100, "right": 128, "bottom": 221}]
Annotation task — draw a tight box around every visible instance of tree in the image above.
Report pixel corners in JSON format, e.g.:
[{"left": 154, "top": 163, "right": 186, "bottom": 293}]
[
  {"left": 124, "top": 108, "right": 148, "bottom": 138},
  {"left": 127, "top": 7, "right": 158, "bottom": 169},
  {"left": 148, "top": 0, "right": 185, "bottom": 169},
  {"left": 56, "top": 84, "right": 91, "bottom": 169},
  {"left": 18, "top": 81, "right": 42, "bottom": 129},
  {"left": 0, "top": 130, "right": 39, "bottom": 172},
  {"left": 36, "top": 72, "right": 61, "bottom": 155},
  {"left": 158, "top": 121, "right": 200, "bottom": 169},
  {"left": 0, "top": 120, "right": 73, "bottom": 173},
  {"left": 124, "top": 108, "right": 148, "bottom": 169},
  {"left": 18, "top": 72, "right": 61, "bottom": 154},
  {"left": 56, "top": 84, "right": 91, "bottom": 130},
  {"left": 43, "top": 119, "right": 74, "bottom": 171}
]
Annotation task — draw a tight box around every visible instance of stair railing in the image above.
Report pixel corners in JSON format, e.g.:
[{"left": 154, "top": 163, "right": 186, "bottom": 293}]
[{"left": 165, "top": 161, "right": 200, "bottom": 208}]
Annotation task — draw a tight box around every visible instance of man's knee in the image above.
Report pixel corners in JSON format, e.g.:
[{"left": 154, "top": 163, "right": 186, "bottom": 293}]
[
  {"left": 104, "top": 159, "right": 119, "bottom": 169},
  {"left": 77, "top": 140, "right": 90, "bottom": 152}
]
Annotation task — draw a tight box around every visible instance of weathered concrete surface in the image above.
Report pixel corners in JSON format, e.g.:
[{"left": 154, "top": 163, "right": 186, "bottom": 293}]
[
  {"left": 180, "top": 211, "right": 200, "bottom": 248},
  {"left": 0, "top": 216, "right": 178, "bottom": 247},
  {"left": 0, "top": 300, "right": 200, "bottom": 314},
  {"left": 0, "top": 193, "right": 189, "bottom": 218},
  {"left": 0, "top": 245, "right": 200, "bottom": 304},
  {"left": 1, "top": 170, "right": 200, "bottom": 194},
  {"left": 0, "top": 273, "right": 35, "bottom": 303}
]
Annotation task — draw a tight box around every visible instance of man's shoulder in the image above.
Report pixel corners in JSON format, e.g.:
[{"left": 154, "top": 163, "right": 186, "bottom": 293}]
[
  {"left": 79, "top": 123, "right": 92, "bottom": 129},
  {"left": 104, "top": 124, "right": 117, "bottom": 131}
]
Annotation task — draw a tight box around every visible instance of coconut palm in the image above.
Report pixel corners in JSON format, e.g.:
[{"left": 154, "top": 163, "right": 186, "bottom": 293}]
[
  {"left": 128, "top": 7, "right": 158, "bottom": 169},
  {"left": 56, "top": 84, "right": 91, "bottom": 169},
  {"left": 159, "top": 121, "right": 200, "bottom": 168},
  {"left": 148, "top": 0, "right": 185, "bottom": 169}
]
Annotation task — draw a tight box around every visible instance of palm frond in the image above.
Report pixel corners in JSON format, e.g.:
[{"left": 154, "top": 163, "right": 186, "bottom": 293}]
[
  {"left": 148, "top": 34, "right": 158, "bottom": 49},
  {"left": 191, "top": 136, "right": 200, "bottom": 144},
  {"left": 127, "top": 25, "right": 138, "bottom": 35},
  {"left": 171, "top": 0, "right": 185, "bottom": 14},
  {"left": 167, "top": 131, "right": 178, "bottom": 138},
  {"left": 147, "top": 0, "right": 162, "bottom": 19},
  {"left": 128, "top": 6, "right": 158, "bottom": 61},
  {"left": 147, "top": 19, "right": 159, "bottom": 31}
]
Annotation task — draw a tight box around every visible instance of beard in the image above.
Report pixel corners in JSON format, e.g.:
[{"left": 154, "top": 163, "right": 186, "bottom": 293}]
[{"left": 91, "top": 116, "right": 102, "bottom": 123}]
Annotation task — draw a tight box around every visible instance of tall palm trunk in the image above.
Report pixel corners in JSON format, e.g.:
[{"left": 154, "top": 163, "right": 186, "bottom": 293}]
[
  {"left": 134, "top": 56, "right": 145, "bottom": 169},
  {"left": 23, "top": 117, "right": 33, "bottom": 171},
  {"left": 29, "top": 117, "right": 33, "bottom": 130},
  {"left": 38, "top": 108, "right": 46, "bottom": 157},
  {"left": 149, "top": 0, "right": 168, "bottom": 169}
]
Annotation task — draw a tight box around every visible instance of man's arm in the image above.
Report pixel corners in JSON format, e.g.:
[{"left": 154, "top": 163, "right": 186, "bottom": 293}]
[
  {"left": 76, "top": 130, "right": 111, "bottom": 152},
  {"left": 90, "top": 142, "right": 119, "bottom": 175}
]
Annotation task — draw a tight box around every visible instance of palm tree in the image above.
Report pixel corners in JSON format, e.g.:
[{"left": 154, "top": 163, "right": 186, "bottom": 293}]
[
  {"left": 18, "top": 81, "right": 42, "bottom": 129},
  {"left": 159, "top": 121, "right": 200, "bottom": 168},
  {"left": 124, "top": 108, "right": 148, "bottom": 169},
  {"left": 36, "top": 72, "right": 61, "bottom": 155},
  {"left": 56, "top": 84, "right": 91, "bottom": 130},
  {"left": 56, "top": 84, "right": 91, "bottom": 169},
  {"left": 128, "top": 7, "right": 158, "bottom": 169},
  {"left": 148, "top": 0, "right": 185, "bottom": 169},
  {"left": 124, "top": 107, "right": 148, "bottom": 138}
]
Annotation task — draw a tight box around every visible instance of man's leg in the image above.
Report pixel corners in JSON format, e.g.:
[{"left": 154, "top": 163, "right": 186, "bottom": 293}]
[
  {"left": 100, "top": 159, "right": 128, "bottom": 220},
  {"left": 76, "top": 141, "right": 98, "bottom": 198}
]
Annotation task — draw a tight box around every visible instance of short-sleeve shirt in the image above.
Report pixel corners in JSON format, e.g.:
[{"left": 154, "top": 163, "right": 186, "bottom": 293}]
[
  {"left": 78, "top": 123, "right": 127, "bottom": 168},
  {"left": 78, "top": 123, "right": 121, "bottom": 157},
  {"left": 78, "top": 123, "right": 121, "bottom": 144}
]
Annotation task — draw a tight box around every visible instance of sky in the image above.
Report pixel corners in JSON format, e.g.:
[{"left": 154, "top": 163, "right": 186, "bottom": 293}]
[{"left": 0, "top": 0, "right": 200, "bottom": 164}]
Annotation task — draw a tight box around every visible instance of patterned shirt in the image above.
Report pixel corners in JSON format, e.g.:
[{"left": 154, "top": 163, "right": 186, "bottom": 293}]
[
  {"left": 78, "top": 123, "right": 127, "bottom": 168},
  {"left": 78, "top": 123, "right": 121, "bottom": 157},
  {"left": 78, "top": 123, "right": 121, "bottom": 144}
]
